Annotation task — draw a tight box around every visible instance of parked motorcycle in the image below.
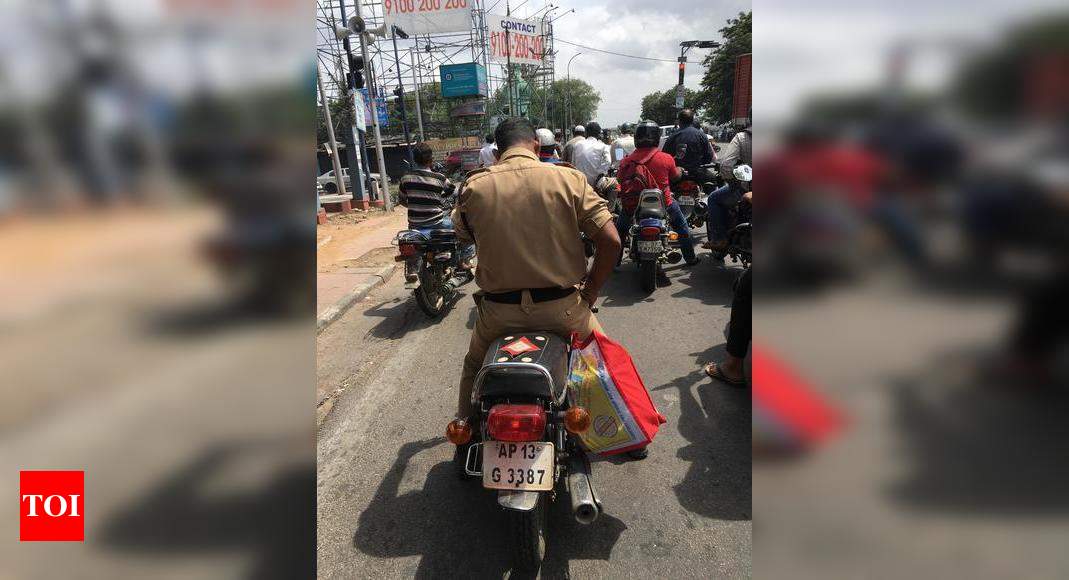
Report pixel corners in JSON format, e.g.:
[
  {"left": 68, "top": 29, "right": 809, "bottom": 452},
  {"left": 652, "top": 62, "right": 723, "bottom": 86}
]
[
  {"left": 447, "top": 331, "right": 599, "bottom": 571},
  {"left": 710, "top": 164, "right": 753, "bottom": 267},
  {"left": 393, "top": 227, "right": 472, "bottom": 318},
  {"left": 627, "top": 188, "right": 684, "bottom": 293}
]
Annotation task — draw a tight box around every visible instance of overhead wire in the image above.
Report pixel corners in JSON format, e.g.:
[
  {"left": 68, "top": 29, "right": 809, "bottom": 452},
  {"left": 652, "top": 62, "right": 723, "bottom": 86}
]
[{"left": 555, "top": 38, "right": 679, "bottom": 63}]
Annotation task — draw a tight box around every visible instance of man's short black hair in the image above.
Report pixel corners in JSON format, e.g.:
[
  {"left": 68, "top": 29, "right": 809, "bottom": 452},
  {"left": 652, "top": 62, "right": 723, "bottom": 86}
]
[
  {"left": 677, "top": 109, "right": 695, "bottom": 127},
  {"left": 413, "top": 142, "right": 434, "bottom": 166},
  {"left": 493, "top": 117, "right": 537, "bottom": 151},
  {"left": 584, "top": 121, "right": 601, "bottom": 139},
  {"left": 485, "top": 134, "right": 495, "bottom": 144}
]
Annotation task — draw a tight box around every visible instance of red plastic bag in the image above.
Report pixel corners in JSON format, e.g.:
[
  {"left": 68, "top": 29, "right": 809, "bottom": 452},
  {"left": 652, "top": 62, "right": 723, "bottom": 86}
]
[{"left": 568, "top": 330, "right": 667, "bottom": 456}]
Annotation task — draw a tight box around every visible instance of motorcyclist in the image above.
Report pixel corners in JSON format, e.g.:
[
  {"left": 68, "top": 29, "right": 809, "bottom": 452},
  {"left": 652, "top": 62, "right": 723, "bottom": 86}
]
[
  {"left": 398, "top": 142, "right": 475, "bottom": 271},
  {"left": 572, "top": 121, "right": 612, "bottom": 186},
  {"left": 610, "top": 123, "right": 636, "bottom": 170},
  {"left": 536, "top": 128, "right": 563, "bottom": 164},
  {"left": 704, "top": 110, "right": 752, "bottom": 252},
  {"left": 662, "top": 109, "right": 715, "bottom": 183},
  {"left": 616, "top": 120, "right": 700, "bottom": 268},
  {"left": 450, "top": 117, "right": 621, "bottom": 449}
]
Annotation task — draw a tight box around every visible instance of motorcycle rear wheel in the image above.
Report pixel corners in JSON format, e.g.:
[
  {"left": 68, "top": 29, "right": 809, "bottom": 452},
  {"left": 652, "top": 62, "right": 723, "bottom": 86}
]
[
  {"left": 640, "top": 260, "right": 657, "bottom": 294},
  {"left": 510, "top": 495, "right": 547, "bottom": 572},
  {"left": 415, "top": 283, "right": 449, "bottom": 318}
]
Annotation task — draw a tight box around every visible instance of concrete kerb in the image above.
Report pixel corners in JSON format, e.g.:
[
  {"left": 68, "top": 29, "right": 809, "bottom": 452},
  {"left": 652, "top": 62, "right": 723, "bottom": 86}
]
[{"left": 316, "top": 264, "right": 397, "bottom": 334}]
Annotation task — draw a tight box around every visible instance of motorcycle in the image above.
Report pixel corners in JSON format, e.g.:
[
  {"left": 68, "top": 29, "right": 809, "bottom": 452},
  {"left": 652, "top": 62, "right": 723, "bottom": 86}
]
[
  {"left": 447, "top": 331, "right": 599, "bottom": 571},
  {"left": 627, "top": 188, "right": 684, "bottom": 293},
  {"left": 710, "top": 164, "right": 753, "bottom": 268},
  {"left": 676, "top": 163, "right": 720, "bottom": 230},
  {"left": 393, "top": 226, "right": 473, "bottom": 318}
]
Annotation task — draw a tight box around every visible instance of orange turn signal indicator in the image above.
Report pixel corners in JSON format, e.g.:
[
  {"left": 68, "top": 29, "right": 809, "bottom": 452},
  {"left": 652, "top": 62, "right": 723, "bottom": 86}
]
[
  {"left": 564, "top": 407, "right": 592, "bottom": 434},
  {"left": 446, "top": 419, "right": 472, "bottom": 445}
]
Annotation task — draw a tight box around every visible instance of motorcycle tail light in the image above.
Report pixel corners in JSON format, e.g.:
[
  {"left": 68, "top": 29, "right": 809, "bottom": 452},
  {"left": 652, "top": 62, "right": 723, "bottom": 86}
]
[
  {"left": 446, "top": 419, "right": 472, "bottom": 445},
  {"left": 564, "top": 407, "right": 591, "bottom": 434},
  {"left": 640, "top": 226, "right": 661, "bottom": 240},
  {"left": 669, "top": 232, "right": 679, "bottom": 241},
  {"left": 487, "top": 404, "right": 546, "bottom": 442},
  {"left": 398, "top": 243, "right": 418, "bottom": 256}
]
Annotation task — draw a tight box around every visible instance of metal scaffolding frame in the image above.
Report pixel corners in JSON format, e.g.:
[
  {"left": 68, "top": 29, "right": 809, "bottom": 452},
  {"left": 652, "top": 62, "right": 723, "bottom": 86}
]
[{"left": 316, "top": 0, "right": 557, "bottom": 139}]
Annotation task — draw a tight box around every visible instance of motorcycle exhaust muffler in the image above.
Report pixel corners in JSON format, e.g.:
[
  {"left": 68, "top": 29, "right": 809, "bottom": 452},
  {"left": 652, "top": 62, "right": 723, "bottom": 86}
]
[
  {"left": 567, "top": 454, "right": 601, "bottom": 525},
  {"left": 665, "top": 249, "right": 683, "bottom": 264}
]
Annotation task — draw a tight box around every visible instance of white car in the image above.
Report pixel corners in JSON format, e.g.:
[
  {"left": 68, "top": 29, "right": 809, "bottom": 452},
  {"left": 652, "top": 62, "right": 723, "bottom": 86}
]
[{"left": 317, "top": 168, "right": 381, "bottom": 194}]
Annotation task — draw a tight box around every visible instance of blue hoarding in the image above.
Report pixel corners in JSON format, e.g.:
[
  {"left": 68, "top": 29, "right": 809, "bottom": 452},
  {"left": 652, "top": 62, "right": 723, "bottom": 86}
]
[
  {"left": 358, "top": 88, "right": 388, "bottom": 126},
  {"left": 440, "top": 63, "right": 488, "bottom": 98}
]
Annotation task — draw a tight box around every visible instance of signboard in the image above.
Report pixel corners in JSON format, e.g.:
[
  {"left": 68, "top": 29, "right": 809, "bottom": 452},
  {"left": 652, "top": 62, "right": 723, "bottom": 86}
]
[
  {"left": 449, "top": 100, "right": 487, "bottom": 118},
  {"left": 440, "top": 63, "right": 488, "bottom": 98},
  {"left": 732, "top": 53, "right": 752, "bottom": 126},
  {"left": 675, "top": 84, "right": 685, "bottom": 109},
  {"left": 382, "top": 0, "right": 473, "bottom": 35},
  {"left": 358, "top": 88, "right": 389, "bottom": 126},
  {"left": 489, "top": 15, "right": 545, "bottom": 65}
]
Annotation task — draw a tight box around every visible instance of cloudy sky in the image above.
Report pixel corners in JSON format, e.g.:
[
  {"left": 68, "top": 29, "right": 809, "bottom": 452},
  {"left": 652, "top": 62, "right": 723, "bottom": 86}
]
[{"left": 514, "top": 0, "right": 752, "bottom": 127}]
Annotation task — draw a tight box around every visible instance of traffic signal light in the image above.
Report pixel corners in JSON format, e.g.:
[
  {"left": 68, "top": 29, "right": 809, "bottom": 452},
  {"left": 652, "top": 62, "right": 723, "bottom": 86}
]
[{"left": 349, "top": 55, "right": 365, "bottom": 89}]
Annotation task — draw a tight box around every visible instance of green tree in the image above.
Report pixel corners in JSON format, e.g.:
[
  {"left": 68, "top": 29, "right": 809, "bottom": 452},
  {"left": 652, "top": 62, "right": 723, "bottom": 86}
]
[
  {"left": 697, "top": 11, "right": 751, "bottom": 124},
  {"left": 492, "top": 78, "right": 600, "bottom": 130},
  {"left": 640, "top": 87, "right": 702, "bottom": 125}
]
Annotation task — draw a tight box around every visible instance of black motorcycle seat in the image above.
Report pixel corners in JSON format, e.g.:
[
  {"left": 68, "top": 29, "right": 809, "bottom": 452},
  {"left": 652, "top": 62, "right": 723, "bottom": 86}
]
[
  {"left": 477, "top": 332, "right": 568, "bottom": 400},
  {"left": 636, "top": 206, "right": 664, "bottom": 220},
  {"left": 428, "top": 229, "right": 457, "bottom": 240}
]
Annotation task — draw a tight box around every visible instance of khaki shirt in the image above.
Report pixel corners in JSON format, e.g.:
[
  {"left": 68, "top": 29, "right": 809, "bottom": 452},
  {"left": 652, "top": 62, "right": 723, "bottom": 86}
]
[{"left": 451, "top": 147, "right": 613, "bottom": 293}]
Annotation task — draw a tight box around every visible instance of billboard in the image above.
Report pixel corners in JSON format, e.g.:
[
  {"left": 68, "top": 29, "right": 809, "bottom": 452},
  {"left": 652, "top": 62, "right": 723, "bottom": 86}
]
[
  {"left": 449, "top": 100, "right": 487, "bottom": 117},
  {"left": 488, "top": 15, "right": 545, "bottom": 65},
  {"left": 440, "top": 63, "right": 488, "bottom": 98},
  {"left": 382, "top": 0, "right": 473, "bottom": 35}
]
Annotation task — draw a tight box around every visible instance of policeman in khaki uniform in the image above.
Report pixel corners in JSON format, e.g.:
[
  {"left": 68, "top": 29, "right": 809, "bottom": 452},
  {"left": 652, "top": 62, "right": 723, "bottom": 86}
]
[{"left": 451, "top": 117, "right": 622, "bottom": 424}]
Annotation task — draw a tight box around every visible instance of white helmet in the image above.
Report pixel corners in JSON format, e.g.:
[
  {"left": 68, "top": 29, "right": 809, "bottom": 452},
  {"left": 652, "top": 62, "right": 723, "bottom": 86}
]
[
  {"left": 536, "top": 128, "right": 556, "bottom": 147},
  {"left": 573, "top": 124, "right": 585, "bottom": 134},
  {"left": 733, "top": 164, "right": 752, "bottom": 182}
]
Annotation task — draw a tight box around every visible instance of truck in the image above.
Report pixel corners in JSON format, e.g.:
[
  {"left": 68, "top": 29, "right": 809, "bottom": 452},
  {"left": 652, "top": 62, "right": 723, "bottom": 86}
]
[{"left": 732, "top": 52, "right": 752, "bottom": 127}]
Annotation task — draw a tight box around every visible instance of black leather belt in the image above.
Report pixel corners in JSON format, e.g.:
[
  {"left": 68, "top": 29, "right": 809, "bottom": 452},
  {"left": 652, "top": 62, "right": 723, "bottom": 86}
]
[{"left": 483, "top": 287, "right": 576, "bottom": 304}]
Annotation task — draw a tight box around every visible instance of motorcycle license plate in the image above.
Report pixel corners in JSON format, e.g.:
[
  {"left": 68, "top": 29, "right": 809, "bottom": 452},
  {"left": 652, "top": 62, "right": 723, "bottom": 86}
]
[
  {"left": 678, "top": 195, "right": 695, "bottom": 207},
  {"left": 637, "top": 240, "right": 661, "bottom": 254},
  {"left": 482, "top": 441, "right": 554, "bottom": 491}
]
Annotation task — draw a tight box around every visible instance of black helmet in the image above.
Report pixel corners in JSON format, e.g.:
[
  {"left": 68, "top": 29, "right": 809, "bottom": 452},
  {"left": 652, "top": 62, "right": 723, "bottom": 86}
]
[
  {"left": 619, "top": 122, "right": 634, "bottom": 135},
  {"left": 634, "top": 120, "right": 661, "bottom": 148}
]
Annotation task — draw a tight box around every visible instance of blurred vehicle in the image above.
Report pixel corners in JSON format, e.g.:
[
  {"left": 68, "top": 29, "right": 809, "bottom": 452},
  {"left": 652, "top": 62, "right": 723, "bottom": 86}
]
[
  {"left": 443, "top": 147, "right": 483, "bottom": 180},
  {"left": 316, "top": 168, "right": 382, "bottom": 194},
  {"left": 657, "top": 125, "right": 678, "bottom": 150}
]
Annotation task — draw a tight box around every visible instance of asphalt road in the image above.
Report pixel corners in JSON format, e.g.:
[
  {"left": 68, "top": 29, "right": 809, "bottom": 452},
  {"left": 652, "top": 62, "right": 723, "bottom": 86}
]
[{"left": 317, "top": 246, "right": 752, "bottom": 579}]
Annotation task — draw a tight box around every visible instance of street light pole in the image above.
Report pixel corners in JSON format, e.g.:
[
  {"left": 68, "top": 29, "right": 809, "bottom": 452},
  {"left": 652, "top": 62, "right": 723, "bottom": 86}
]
[
  {"left": 348, "top": 0, "right": 393, "bottom": 211},
  {"left": 317, "top": 70, "right": 347, "bottom": 205},
  {"left": 410, "top": 48, "right": 425, "bottom": 141},
  {"left": 335, "top": 0, "right": 368, "bottom": 208},
  {"left": 391, "top": 26, "right": 414, "bottom": 165},
  {"left": 566, "top": 52, "right": 581, "bottom": 132}
]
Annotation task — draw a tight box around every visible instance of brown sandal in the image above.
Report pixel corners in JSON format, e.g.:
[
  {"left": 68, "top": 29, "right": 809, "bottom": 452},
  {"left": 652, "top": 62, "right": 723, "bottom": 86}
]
[{"left": 704, "top": 362, "right": 745, "bottom": 386}]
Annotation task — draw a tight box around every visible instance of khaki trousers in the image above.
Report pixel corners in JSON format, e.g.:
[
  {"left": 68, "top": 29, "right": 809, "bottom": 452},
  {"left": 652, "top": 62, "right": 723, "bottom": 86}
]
[{"left": 457, "top": 290, "right": 602, "bottom": 418}]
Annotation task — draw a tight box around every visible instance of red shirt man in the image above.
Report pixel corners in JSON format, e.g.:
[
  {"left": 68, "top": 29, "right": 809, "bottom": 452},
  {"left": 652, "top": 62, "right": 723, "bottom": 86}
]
[{"left": 617, "top": 146, "right": 682, "bottom": 212}]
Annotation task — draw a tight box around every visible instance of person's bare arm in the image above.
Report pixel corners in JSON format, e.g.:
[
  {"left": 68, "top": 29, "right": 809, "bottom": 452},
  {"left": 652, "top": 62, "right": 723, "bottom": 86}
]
[{"left": 582, "top": 220, "right": 621, "bottom": 306}]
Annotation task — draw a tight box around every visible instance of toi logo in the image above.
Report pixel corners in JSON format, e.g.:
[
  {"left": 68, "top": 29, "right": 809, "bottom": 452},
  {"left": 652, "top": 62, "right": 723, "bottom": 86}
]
[{"left": 19, "top": 471, "right": 84, "bottom": 542}]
